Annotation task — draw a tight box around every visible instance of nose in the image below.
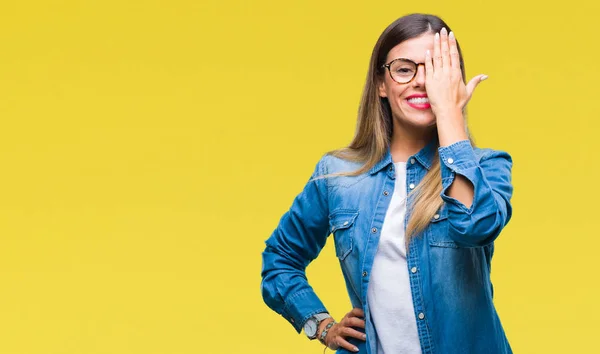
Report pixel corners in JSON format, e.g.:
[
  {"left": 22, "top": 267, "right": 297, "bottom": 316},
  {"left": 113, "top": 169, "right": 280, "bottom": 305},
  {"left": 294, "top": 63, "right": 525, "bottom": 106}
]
[{"left": 412, "top": 64, "right": 426, "bottom": 87}]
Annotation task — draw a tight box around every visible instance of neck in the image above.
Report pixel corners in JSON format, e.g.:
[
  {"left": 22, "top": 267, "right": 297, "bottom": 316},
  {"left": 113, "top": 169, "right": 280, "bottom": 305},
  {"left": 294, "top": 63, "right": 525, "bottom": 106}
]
[{"left": 390, "top": 124, "right": 436, "bottom": 163}]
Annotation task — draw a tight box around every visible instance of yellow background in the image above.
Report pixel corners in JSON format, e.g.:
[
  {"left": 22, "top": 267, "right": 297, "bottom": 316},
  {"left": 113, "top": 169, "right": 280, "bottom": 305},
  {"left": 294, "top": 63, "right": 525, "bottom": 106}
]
[{"left": 0, "top": 0, "right": 598, "bottom": 353}]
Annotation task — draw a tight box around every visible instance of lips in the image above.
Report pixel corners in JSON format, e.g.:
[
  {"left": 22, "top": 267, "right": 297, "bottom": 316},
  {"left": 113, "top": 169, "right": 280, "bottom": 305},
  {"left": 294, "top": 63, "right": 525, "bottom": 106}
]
[{"left": 406, "top": 94, "right": 428, "bottom": 99}]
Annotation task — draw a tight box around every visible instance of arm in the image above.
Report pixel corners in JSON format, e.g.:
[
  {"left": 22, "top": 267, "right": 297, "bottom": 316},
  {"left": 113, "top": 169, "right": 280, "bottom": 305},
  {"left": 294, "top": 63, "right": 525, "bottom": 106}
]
[
  {"left": 438, "top": 139, "right": 514, "bottom": 247},
  {"left": 422, "top": 28, "right": 511, "bottom": 247},
  {"left": 260, "top": 156, "right": 331, "bottom": 333}
]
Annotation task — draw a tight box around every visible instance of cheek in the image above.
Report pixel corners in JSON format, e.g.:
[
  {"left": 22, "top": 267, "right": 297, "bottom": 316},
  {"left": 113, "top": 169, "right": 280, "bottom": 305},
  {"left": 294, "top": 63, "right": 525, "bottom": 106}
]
[
  {"left": 382, "top": 77, "right": 407, "bottom": 97},
  {"left": 388, "top": 85, "right": 409, "bottom": 103},
  {"left": 385, "top": 79, "right": 406, "bottom": 94}
]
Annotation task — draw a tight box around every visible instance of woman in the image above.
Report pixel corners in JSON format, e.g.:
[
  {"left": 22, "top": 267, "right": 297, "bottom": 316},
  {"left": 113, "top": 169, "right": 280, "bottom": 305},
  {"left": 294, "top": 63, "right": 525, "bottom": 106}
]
[{"left": 261, "top": 13, "right": 513, "bottom": 354}]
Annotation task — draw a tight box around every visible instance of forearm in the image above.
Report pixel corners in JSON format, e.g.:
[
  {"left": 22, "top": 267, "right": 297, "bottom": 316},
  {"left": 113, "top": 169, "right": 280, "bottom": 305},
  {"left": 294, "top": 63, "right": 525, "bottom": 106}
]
[
  {"left": 436, "top": 109, "right": 468, "bottom": 146},
  {"left": 436, "top": 109, "right": 474, "bottom": 208},
  {"left": 437, "top": 140, "right": 514, "bottom": 247},
  {"left": 261, "top": 243, "right": 328, "bottom": 333}
]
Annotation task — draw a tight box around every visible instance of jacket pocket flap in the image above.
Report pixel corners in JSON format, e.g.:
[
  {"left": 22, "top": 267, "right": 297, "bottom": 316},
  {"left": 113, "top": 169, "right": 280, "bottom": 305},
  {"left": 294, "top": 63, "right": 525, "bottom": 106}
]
[{"left": 329, "top": 210, "right": 359, "bottom": 233}]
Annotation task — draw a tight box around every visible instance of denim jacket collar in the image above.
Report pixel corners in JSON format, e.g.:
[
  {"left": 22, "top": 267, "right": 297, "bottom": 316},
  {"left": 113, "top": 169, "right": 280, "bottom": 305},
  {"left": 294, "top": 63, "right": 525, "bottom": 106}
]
[{"left": 369, "top": 137, "right": 439, "bottom": 175}]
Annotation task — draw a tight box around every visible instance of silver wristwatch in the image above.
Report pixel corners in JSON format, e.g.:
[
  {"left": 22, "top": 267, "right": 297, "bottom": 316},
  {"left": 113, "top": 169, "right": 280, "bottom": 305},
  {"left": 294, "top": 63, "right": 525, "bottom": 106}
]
[{"left": 304, "top": 312, "right": 332, "bottom": 340}]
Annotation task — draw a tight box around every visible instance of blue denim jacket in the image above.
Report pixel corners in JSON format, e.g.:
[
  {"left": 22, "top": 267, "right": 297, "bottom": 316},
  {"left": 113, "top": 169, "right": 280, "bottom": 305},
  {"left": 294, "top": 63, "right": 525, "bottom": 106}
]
[{"left": 261, "top": 139, "right": 514, "bottom": 354}]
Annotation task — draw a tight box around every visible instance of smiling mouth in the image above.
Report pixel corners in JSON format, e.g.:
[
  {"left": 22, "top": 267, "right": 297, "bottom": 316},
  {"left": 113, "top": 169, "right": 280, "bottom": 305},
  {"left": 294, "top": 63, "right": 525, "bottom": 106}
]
[
  {"left": 406, "top": 97, "right": 431, "bottom": 110},
  {"left": 407, "top": 97, "right": 429, "bottom": 104}
]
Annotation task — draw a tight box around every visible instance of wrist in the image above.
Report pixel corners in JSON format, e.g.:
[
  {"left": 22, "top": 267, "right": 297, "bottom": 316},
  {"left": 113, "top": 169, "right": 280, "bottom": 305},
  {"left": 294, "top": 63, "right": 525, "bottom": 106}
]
[
  {"left": 435, "top": 110, "right": 468, "bottom": 147},
  {"left": 318, "top": 319, "right": 337, "bottom": 346},
  {"left": 304, "top": 313, "right": 332, "bottom": 340},
  {"left": 317, "top": 317, "right": 335, "bottom": 334},
  {"left": 434, "top": 106, "right": 463, "bottom": 120}
]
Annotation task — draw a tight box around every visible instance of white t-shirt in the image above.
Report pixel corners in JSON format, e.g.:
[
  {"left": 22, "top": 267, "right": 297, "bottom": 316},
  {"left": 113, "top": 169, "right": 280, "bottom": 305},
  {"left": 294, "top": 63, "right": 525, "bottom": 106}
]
[{"left": 367, "top": 161, "right": 422, "bottom": 354}]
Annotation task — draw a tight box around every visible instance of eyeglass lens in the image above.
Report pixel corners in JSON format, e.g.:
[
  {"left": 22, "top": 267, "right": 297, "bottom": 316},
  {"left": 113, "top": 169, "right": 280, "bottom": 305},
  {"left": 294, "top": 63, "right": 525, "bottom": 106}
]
[{"left": 389, "top": 59, "right": 418, "bottom": 84}]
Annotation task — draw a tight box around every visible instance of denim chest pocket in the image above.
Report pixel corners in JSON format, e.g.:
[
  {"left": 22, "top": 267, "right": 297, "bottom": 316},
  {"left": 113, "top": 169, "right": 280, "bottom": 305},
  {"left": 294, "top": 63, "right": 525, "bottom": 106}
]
[
  {"left": 329, "top": 210, "right": 359, "bottom": 260},
  {"left": 427, "top": 205, "right": 459, "bottom": 248}
]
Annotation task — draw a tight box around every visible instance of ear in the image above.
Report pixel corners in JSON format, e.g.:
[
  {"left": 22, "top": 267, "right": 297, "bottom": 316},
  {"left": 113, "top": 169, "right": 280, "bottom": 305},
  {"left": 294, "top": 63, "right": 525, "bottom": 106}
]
[{"left": 378, "top": 78, "right": 388, "bottom": 98}]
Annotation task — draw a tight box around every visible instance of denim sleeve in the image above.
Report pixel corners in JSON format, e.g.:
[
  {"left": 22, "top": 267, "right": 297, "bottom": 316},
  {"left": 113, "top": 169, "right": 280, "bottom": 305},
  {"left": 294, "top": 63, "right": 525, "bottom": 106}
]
[
  {"left": 260, "top": 156, "right": 330, "bottom": 333},
  {"left": 437, "top": 140, "right": 514, "bottom": 247}
]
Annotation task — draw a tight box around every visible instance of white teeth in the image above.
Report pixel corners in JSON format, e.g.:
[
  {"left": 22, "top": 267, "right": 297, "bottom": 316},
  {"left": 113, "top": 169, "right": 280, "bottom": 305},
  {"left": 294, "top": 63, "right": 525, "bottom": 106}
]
[{"left": 407, "top": 97, "right": 429, "bottom": 104}]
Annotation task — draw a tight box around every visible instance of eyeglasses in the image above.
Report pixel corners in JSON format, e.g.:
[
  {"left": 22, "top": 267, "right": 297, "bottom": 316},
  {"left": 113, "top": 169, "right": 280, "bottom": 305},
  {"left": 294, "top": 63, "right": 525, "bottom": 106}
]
[{"left": 381, "top": 58, "right": 425, "bottom": 84}]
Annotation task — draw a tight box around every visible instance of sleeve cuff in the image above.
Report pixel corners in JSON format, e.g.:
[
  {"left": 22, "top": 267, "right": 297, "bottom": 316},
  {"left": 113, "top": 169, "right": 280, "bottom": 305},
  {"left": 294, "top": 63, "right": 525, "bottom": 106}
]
[
  {"left": 438, "top": 139, "right": 478, "bottom": 172},
  {"left": 438, "top": 139, "right": 479, "bottom": 213},
  {"left": 281, "top": 290, "right": 328, "bottom": 333}
]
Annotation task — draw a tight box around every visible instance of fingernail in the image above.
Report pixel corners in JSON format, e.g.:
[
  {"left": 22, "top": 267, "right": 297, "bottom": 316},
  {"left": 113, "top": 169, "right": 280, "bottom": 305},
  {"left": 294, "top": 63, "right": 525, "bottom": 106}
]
[
  {"left": 449, "top": 31, "right": 455, "bottom": 39},
  {"left": 426, "top": 50, "right": 431, "bottom": 56},
  {"left": 353, "top": 347, "right": 359, "bottom": 352},
  {"left": 441, "top": 27, "right": 447, "bottom": 34},
  {"left": 435, "top": 32, "right": 439, "bottom": 40},
  {"left": 481, "top": 75, "right": 489, "bottom": 81}
]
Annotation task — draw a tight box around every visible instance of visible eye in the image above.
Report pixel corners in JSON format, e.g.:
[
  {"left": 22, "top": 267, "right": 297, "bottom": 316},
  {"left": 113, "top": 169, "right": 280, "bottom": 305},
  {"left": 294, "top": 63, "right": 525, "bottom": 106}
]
[{"left": 395, "top": 68, "right": 414, "bottom": 74}]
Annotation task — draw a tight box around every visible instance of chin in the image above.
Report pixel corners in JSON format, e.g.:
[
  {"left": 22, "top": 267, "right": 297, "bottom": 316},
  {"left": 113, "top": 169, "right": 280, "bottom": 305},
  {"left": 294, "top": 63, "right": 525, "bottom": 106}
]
[{"left": 401, "top": 113, "right": 436, "bottom": 128}]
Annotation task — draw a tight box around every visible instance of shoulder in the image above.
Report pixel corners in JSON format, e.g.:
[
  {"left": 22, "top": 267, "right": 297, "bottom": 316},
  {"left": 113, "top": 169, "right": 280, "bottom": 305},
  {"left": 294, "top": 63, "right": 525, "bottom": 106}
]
[
  {"left": 313, "top": 153, "right": 370, "bottom": 189},
  {"left": 319, "top": 153, "right": 364, "bottom": 174}
]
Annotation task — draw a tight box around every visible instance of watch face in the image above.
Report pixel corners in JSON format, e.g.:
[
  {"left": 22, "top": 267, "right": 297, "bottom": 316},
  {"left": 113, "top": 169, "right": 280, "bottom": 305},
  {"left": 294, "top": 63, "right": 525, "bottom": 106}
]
[{"left": 304, "top": 318, "right": 317, "bottom": 338}]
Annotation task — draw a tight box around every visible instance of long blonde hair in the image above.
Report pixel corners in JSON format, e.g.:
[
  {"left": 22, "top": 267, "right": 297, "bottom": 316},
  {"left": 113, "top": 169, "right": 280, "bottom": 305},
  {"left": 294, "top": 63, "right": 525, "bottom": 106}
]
[{"left": 314, "top": 14, "right": 476, "bottom": 248}]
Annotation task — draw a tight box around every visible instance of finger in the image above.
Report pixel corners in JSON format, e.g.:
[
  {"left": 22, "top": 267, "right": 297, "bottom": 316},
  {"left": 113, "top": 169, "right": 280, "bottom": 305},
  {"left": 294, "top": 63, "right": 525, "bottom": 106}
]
[
  {"left": 346, "top": 316, "right": 366, "bottom": 329},
  {"left": 350, "top": 307, "right": 365, "bottom": 318},
  {"left": 425, "top": 49, "right": 433, "bottom": 82},
  {"left": 433, "top": 31, "right": 442, "bottom": 72},
  {"left": 466, "top": 74, "right": 488, "bottom": 96},
  {"left": 335, "top": 336, "right": 359, "bottom": 353},
  {"left": 448, "top": 31, "right": 461, "bottom": 75},
  {"left": 341, "top": 326, "right": 367, "bottom": 341},
  {"left": 440, "top": 27, "right": 450, "bottom": 72}
]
